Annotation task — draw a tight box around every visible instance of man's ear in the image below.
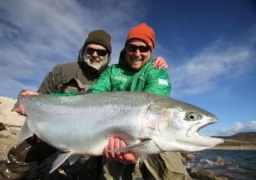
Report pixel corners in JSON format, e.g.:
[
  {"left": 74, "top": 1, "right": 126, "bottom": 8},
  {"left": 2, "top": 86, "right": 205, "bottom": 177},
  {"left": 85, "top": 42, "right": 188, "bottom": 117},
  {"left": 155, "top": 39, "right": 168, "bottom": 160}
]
[{"left": 107, "top": 54, "right": 112, "bottom": 64}]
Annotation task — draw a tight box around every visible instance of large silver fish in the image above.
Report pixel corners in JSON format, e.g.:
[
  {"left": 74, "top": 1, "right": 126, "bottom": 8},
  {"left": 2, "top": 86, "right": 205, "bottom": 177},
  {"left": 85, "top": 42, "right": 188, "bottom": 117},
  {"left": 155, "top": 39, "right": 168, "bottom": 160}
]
[{"left": 13, "top": 90, "right": 224, "bottom": 173}]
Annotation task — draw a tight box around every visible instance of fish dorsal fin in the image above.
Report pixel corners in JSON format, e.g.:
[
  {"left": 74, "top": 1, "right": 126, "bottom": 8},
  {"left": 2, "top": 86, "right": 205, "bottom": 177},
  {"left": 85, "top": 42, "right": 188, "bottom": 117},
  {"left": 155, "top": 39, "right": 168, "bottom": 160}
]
[
  {"left": 16, "top": 119, "right": 34, "bottom": 141},
  {"left": 50, "top": 152, "right": 72, "bottom": 173},
  {"left": 107, "top": 138, "right": 152, "bottom": 153}
]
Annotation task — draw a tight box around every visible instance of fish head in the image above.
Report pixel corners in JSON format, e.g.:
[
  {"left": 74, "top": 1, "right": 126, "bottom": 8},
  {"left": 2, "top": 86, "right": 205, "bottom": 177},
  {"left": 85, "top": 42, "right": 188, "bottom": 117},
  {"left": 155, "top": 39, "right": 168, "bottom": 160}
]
[{"left": 152, "top": 98, "right": 224, "bottom": 152}]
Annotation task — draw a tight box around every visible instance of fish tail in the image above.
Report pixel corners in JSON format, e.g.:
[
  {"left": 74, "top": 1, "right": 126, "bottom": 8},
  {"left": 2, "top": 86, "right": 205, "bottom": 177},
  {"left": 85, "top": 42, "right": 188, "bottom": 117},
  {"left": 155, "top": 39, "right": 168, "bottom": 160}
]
[{"left": 11, "top": 89, "right": 27, "bottom": 112}]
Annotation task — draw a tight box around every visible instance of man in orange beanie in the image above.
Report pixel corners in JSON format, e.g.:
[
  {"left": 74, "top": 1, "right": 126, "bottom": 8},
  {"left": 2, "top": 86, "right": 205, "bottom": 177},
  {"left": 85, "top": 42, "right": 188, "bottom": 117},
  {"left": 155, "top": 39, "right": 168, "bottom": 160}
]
[{"left": 87, "top": 23, "right": 192, "bottom": 180}]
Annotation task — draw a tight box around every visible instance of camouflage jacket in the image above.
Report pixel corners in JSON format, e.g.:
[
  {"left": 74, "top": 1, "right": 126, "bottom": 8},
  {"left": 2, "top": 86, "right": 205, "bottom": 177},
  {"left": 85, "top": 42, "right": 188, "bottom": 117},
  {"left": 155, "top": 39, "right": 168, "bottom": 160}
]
[{"left": 37, "top": 61, "right": 103, "bottom": 94}]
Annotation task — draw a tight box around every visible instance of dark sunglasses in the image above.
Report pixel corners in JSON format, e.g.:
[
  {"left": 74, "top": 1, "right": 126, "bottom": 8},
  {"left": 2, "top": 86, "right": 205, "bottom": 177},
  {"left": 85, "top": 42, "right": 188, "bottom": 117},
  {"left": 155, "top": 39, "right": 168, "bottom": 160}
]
[
  {"left": 126, "top": 44, "right": 151, "bottom": 53},
  {"left": 85, "top": 47, "right": 108, "bottom": 56}
]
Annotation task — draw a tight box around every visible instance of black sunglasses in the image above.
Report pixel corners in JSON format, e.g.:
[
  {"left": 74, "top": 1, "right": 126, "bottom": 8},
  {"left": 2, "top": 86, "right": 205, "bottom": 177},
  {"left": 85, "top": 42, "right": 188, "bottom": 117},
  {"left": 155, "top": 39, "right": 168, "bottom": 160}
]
[
  {"left": 126, "top": 44, "right": 151, "bottom": 53},
  {"left": 85, "top": 47, "right": 108, "bottom": 56}
]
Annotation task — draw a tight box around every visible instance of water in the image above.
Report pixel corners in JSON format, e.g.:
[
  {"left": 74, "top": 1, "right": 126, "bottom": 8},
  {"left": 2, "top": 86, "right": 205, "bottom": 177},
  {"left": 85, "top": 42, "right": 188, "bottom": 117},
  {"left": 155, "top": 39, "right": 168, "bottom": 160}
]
[
  {"left": 185, "top": 150, "right": 256, "bottom": 180},
  {"left": 22, "top": 150, "right": 256, "bottom": 179}
]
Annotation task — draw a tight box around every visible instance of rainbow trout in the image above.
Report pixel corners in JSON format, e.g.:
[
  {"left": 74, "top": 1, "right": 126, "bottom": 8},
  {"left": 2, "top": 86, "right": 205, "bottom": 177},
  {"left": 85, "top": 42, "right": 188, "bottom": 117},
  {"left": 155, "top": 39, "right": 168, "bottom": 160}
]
[{"left": 13, "top": 90, "right": 224, "bottom": 173}]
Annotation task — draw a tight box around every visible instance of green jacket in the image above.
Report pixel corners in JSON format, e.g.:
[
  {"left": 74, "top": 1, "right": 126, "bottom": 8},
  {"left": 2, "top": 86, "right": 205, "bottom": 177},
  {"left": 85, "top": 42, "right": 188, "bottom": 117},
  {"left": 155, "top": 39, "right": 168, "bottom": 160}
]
[{"left": 87, "top": 50, "right": 171, "bottom": 96}]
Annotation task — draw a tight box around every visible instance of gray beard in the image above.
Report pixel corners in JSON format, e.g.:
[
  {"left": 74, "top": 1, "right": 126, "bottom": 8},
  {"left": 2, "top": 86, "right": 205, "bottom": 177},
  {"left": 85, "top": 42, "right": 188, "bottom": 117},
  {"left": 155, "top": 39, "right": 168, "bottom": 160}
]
[{"left": 83, "top": 56, "right": 108, "bottom": 70}]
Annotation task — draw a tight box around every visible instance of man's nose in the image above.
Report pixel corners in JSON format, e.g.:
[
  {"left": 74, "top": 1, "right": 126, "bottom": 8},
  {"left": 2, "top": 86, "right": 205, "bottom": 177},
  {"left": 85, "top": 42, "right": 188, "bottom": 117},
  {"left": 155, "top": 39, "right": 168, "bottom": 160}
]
[
  {"left": 92, "top": 51, "right": 98, "bottom": 57},
  {"left": 134, "top": 49, "right": 141, "bottom": 56}
]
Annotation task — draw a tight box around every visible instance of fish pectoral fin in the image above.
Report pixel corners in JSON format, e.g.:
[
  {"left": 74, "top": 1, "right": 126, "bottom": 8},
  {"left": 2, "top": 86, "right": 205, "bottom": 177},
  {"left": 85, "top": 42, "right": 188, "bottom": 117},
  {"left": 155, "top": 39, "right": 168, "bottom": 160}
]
[
  {"left": 50, "top": 152, "right": 72, "bottom": 173},
  {"left": 68, "top": 155, "right": 81, "bottom": 166},
  {"left": 16, "top": 119, "right": 34, "bottom": 141},
  {"left": 108, "top": 138, "right": 152, "bottom": 153}
]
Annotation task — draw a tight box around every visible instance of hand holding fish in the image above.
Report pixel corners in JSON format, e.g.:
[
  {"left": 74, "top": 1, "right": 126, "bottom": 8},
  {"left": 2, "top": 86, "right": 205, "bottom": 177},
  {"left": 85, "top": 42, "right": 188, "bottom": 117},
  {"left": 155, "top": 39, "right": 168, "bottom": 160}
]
[
  {"left": 14, "top": 91, "right": 39, "bottom": 115},
  {"left": 104, "top": 136, "right": 137, "bottom": 164},
  {"left": 13, "top": 90, "right": 42, "bottom": 143}
]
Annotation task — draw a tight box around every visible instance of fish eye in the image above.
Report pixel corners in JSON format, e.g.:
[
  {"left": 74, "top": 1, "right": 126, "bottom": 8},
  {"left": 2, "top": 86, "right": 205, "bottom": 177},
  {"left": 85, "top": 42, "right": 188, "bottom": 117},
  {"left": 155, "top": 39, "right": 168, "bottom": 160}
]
[
  {"left": 186, "top": 112, "right": 202, "bottom": 121},
  {"left": 187, "top": 113, "right": 196, "bottom": 120}
]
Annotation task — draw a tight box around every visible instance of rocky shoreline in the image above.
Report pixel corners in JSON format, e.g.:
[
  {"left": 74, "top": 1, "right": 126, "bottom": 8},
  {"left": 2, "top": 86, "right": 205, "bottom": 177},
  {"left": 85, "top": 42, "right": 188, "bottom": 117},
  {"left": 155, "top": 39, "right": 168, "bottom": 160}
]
[{"left": 0, "top": 97, "right": 255, "bottom": 180}]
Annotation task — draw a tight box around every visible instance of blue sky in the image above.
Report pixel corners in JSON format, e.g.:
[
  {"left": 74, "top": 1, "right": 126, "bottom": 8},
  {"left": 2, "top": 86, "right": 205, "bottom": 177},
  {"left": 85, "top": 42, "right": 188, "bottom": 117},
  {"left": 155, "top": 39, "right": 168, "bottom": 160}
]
[{"left": 0, "top": 0, "right": 255, "bottom": 136}]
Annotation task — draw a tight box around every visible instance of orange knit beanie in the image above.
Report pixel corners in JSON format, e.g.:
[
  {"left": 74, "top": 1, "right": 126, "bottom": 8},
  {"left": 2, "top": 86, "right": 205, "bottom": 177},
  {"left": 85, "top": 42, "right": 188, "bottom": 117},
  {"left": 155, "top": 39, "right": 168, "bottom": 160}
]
[{"left": 126, "top": 23, "right": 155, "bottom": 50}]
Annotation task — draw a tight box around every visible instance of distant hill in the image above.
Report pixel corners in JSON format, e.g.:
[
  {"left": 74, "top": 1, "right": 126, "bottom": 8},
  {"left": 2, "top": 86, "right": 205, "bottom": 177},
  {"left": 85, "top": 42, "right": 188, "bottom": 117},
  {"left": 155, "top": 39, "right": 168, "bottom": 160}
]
[
  {"left": 212, "top": 132, "right": 256, "bottom": 150},
  {"left": 214, "top": 132, "right": 256, "bottom": 139}
]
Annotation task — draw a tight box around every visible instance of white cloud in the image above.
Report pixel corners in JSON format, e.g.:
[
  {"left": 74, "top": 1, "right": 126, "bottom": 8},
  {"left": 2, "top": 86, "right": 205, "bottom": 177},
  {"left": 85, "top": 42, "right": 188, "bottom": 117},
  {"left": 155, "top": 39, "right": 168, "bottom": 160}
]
[
  {"left": 174, "top": 82, "right": 215, "bottom": 97},
  {"left": 219, "top": 121, "right": 256, "bottom": 136},
  {"left": 169, "top": 29, "right": 256, "bottom": 97},
  {"left": 0, "top": 0, "right": 147, "bottom": 98}
]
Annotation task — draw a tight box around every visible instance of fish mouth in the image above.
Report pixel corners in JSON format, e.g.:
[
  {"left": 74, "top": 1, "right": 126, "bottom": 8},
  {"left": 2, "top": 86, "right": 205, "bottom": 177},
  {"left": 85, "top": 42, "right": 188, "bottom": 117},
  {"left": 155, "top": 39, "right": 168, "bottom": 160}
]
[
  {"left": 186, "top": 118, "right": 224, "bottom": 148},
  {"left": 187, "top": 118, "right": 218, "bottom": 137}
]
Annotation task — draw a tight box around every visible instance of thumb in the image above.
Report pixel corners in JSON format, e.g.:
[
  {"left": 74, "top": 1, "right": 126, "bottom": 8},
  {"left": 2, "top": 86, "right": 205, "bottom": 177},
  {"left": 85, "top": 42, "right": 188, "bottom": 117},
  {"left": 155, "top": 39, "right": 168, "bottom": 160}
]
[{"left": 21, "top": 91, "right": 39, "bottom": 97}]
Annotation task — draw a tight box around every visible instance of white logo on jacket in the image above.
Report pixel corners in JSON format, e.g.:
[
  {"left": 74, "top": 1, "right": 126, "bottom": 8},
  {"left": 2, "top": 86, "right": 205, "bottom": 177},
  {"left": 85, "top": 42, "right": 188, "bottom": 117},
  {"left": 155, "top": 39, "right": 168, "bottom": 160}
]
[
  {"left": 114, "top": 76, "right": 127, "bottom": 82},
  {"left": 158, "top": 78, "right": 168, "bottom": 86}
]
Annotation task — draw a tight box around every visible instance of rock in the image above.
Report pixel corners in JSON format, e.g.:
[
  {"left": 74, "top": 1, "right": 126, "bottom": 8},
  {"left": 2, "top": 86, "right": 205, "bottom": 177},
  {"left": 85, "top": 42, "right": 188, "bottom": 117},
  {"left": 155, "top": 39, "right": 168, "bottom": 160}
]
[
  {"left": 180, "top": 152, "right": 195, "bottom": 163},
  {"left": 0, "top": 131, "right": 20, "bottom": 160},
  {"left": 0, "top": 130, "right": 13, "bottom": 138},
  {"left": 0, "top": 96, "right": 25, "bottom": 127},
  {"left": 185, "top": 153, "right": 195, "bottom": 161},
  {"left": 215, "top": 157, "right": 225, "bottom": 166},
  {"left": 0, "top": 97, "right": 24, "bottom": 161},
  {"left": 0, "top": 122, "right": 6, "bottom": 131},
  {"left": 188, "top": 168, "right": 229, "bottom": 180}
]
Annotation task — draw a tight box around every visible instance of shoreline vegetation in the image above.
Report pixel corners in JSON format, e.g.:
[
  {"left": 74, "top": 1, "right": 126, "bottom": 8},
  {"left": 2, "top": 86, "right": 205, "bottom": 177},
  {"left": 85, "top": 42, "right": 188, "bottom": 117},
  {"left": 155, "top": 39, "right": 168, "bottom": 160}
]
[
  {"left": 210, "top": 145, "right": 256, "bottom": 150},
  {"left": 211, "top": 132, "right": 256, "bottom": 150}
]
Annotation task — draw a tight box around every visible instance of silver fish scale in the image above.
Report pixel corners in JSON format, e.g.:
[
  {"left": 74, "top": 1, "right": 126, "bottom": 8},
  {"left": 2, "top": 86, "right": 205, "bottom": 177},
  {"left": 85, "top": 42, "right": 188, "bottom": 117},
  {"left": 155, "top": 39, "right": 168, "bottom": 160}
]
[
  {"left": 22, "top": 92, "right": 154, "bottom": 115},
  {"left": 21, "top": 92, "right": 157, "bottom": 155}
]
